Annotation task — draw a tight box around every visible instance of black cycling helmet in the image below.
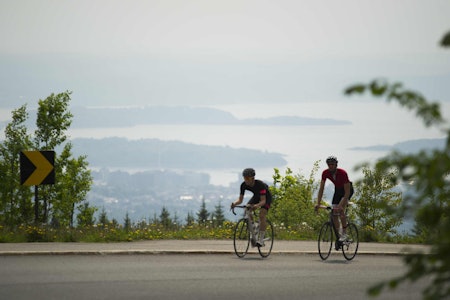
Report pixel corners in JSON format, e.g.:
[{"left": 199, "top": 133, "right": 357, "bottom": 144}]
[
  {"left": 326, "top": 156, "right": 338, "bottom": 164},
  {"left": 242, "top": 168, "right": 256, "bottom": 177}
]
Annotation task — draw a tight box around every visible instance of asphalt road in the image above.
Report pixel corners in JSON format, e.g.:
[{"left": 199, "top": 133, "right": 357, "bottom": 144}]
[{"left": 0, "top": 254, "right": 430, "bottom": 300}]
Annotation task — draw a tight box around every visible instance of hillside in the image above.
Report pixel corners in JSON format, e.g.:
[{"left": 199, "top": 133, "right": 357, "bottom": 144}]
[
  {"left": 70, "top": 137, "right": 287, "bottom": 170},
  {"left": 69, "top": 106, "right": 351, "bottom": 127},
  {"left": 350, "top": 138, "right": 446, "bottom": 153}
]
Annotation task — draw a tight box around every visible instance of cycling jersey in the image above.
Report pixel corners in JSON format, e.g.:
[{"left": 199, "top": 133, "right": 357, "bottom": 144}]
[
  {"left": 321, "top": 168, "right": 350, "bottom": 188},
  {"left": 240, "top": 179, "right": 272, "bottom": 209},
  {"left": 321, "top": 168, "right": 353, "bottom": 204}
]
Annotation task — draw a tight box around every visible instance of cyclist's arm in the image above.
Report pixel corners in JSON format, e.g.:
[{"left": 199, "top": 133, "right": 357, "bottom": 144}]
[
  {"left": 316, "top": 180, "right": 326, "bottom": 208},
  {"left": 252, "top": 195, "right": 266, "bottom": 209},
  {"left": 338, "top": 182, "right": 351, "bottom": 209},
  {"left": 231, "top": 195, "right": 244, "bottom": 208}
]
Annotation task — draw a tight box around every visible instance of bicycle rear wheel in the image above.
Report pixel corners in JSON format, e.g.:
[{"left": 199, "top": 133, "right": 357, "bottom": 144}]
[
  {"left": 233, "top": 218, "right": 250, "bottom": 258},
  {"left": 318, "top": 222, "right": 333, "bottom": 260},
  {"left": 257, "top": 220, "right": 274, "bottom": 258},
  {"left": 342, "top": 223, "right": 359, "bottom": 260}
]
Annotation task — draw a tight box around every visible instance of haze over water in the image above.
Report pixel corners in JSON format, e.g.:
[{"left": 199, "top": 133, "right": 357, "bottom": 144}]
[{"left": 64, "top": 101, "right": 448, "bottom": 186}]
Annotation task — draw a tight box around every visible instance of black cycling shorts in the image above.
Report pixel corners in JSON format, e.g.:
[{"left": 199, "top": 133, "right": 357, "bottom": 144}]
[
  {"left": 248, "top": 196, "right": 271, "bottom": 210},
  {"left": 332, "top": 183, "right": 354, "bottom": 205}
]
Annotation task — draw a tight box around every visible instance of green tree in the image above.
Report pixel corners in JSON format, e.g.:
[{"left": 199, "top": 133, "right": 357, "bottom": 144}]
[
  {"left": 34, "top": 92, "right": 73, "bottom": 150},
  {"left": 0, "top": 91, "right": 96, "bottom": 227},
  {"left": 98, "top": 207, "right": 110, "bottom": 226},
  {"left": 211, "top": 201, "right": 226, "bottom": 227},
  {"left": 53, "top": 143, "right": 92, "bottom": 227},
  {"left": 0, "top": 105, "right": 33, "bottom": 226},
  {"left": 197, "top": 198, "right": 209, "bottom": 225},
  {"left": 34, "top": 91, "right": 74, "bottom": 223},
  {"left": 172, "top": 212, "right": 180, "bottom": 229},
  {"left": 345, "top": 29, "right": 450, "bottom": 298},
  {"left": 270, "top": 166, "right": 321, "bottom": 234},
  {"left": 186, "top": 211, "right": 195, "bottom": 226},
  {"left": 124, "top": 212, "right": 132, "bottom": 232},
  {"left": 353, "top": 166, "right": 402, "bottom": 242},
  {"left": 76, "top": 202, "right": 97, "bottom": 227},
  {"left": 159, "top": 206, "right": 171, "bottom": 229}
]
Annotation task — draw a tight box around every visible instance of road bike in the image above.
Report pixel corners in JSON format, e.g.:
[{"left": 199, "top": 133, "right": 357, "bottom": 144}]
[
  {"left": 231, "top": 205, "right": 274, "bottom": 258},
  {"left": 317, "top": 203, "right": 359, "bottom": 260}
]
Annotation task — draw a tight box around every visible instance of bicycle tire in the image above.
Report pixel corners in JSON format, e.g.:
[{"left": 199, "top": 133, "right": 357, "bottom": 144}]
[
  {"left": 257, "top": 220, "right": 274, "bottom": 258},
  {"left": 233, "top": 218, "right": 250, "bottom": 258},
  {"left": 318, "top": 222, "right": 333, "bottom": 260},
  {"left": 342, "top": 223, "right": 359, "bottom": 260}
]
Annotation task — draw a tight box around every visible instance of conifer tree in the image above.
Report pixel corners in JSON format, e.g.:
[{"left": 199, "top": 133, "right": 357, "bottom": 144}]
[
  {"left": 212, "top": 201, "right": 226, "bottom": 227},
  {"left": 159, "top": 206, "right": 171, "bottom": 229},
  {"left": 197, "top": 198, "right": 209, "bottom": 225}
]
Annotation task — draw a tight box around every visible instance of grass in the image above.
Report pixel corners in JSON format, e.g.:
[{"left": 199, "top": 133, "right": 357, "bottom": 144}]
[
  {"left": 0, "top": 222, "right": 419, "bottom": 243},
  {"left": 0, "top": 222, "right": 236, "bottom": 243}
]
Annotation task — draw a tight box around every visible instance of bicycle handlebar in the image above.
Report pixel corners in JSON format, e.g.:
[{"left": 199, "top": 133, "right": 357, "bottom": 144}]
[
  {"left": 316, "top": 205, "right": 331, "bottom": 210},
  {"left": 231, "top": 204, "right": 252, "bottom": 215}
]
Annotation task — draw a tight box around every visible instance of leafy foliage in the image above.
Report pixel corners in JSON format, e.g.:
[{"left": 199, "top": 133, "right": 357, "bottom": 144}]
[
  {"left": 76, "top": 202, "right": 97, "bottom": 227},
  {"left": 0, "top": 105, "right": 34, "bottom": 226},
  {"left": 346, "top": 77, "right": 450, "bottom": 299},
  {"left": 270, "top": 165, "right": 323, "bottom": 239},
  {"left": 0, "top": 92, "right": 93, "bottom": 227},
  {"left": 34, "top": 92, "right": 73, "bottom": 149},
  {"left": 353, "top": 166, "right": 402, "bottom": 241}
]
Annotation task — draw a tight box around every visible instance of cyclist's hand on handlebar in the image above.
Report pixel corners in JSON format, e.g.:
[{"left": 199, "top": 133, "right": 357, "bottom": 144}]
[{"left": 230, "top": 202, "right": 236, "bottom": 209}]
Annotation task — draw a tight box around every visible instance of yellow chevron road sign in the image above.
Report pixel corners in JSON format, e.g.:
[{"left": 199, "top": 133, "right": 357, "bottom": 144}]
[{"left": 20, "top": 151, "right": 55, "bottom": 186}]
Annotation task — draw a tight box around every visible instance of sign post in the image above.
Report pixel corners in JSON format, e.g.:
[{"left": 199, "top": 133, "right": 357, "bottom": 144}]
[{"left": 20, "top": 150, "right": 55, "bottom": 223}]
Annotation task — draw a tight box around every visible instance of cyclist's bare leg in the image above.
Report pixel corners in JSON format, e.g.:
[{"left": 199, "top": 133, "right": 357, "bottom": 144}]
[
  {"left": 340, "top": 214, "right": 347, "bottom": 234},
  {"left": 339, "top": 197, "right": 349, "bottom": 235},
  {"left": 246, "top": 207, "right": 257, "bottom": 246},
  {"left": 332, "top": 205, "right": 342, "bottom": 236},
  {"left": 257, "top": 208, "right": 268, "bottom": 245},
  {"left": 247, "top": 208, "right": 254, "bottom": 231},
  {"left": 332, "top": 214, "right": 340, "bottom": 234},
  {"left": 259, "top": 208, "right": 267, "bottom": 232}
]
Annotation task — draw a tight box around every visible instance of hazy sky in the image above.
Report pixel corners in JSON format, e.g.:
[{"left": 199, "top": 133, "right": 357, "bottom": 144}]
[{"left": 1, "top": 0, "right": 449, "bottom": 108}]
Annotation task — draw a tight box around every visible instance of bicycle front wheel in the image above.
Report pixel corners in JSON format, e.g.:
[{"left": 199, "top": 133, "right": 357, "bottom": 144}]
[
  {"left": 257, "top": 220, "right": 274, "bottom": 258},
  {"left": 342, "top": 223, "right": 359, "bottom": 260},
  {"left": 318, "top": 222, "right": 333, "bottom": 260},
  {"left": 233, "top": 218, "right": 250, "bottom": 258}
]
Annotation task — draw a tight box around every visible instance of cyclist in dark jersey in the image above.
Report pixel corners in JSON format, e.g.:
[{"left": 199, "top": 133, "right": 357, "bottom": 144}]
[
  {"left": 315, "top": 156, "right": 354, "bottom": 241},
  {"left": 231, "top": 168, "right": 272, "bottom": 247}
]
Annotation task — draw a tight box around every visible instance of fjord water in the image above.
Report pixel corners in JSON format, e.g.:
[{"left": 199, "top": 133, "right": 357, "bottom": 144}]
[{"left": 65, "top": 101, "right": 447, "bottom": 186}]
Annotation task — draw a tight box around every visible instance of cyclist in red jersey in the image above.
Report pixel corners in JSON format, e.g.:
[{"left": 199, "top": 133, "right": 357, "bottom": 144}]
[
  {"left": 315, "top": 156, "right": 354, "bottom": 241},
  {"left": 231, "top": 168, "right": 272, "bottom": 247}
]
